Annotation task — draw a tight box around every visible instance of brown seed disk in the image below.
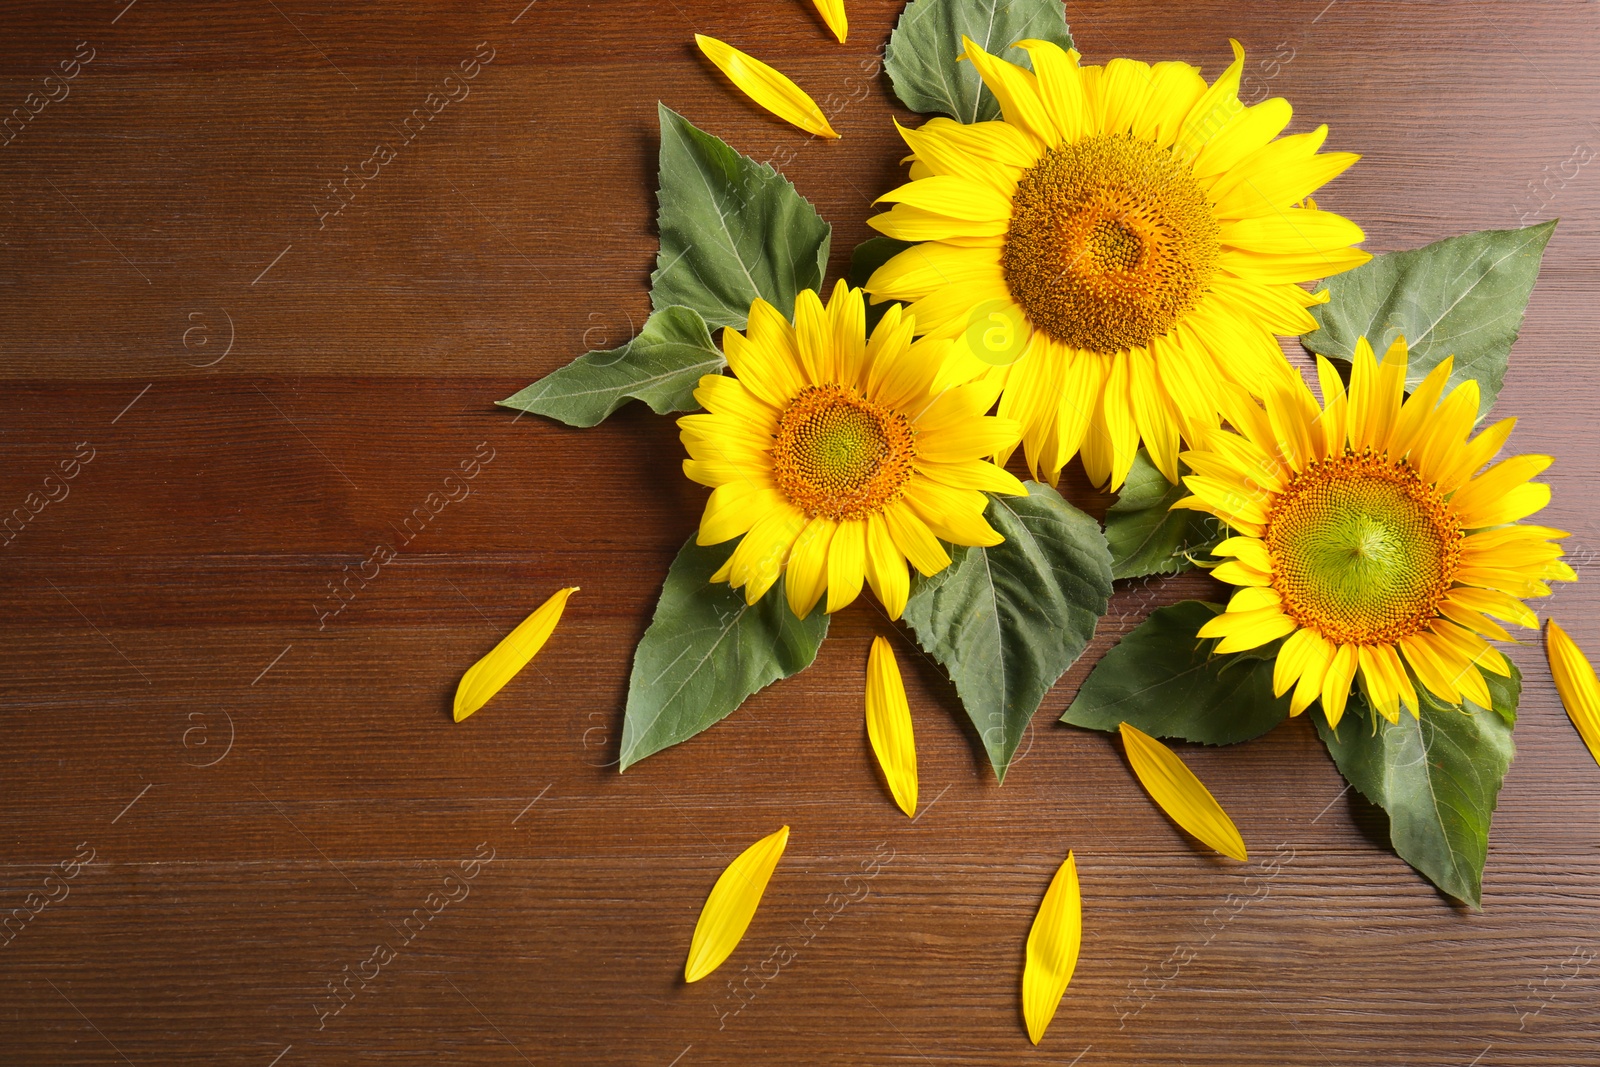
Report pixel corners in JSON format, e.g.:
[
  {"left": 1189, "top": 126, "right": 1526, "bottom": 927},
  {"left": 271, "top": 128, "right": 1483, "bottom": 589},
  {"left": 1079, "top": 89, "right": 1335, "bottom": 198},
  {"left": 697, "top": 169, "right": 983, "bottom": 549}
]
[
  {"left": 1002, "top": 133, "right": 1220, "bottom": 353},
  {"left": 772, "top": 383, "right": 917, "bottom": 522}
]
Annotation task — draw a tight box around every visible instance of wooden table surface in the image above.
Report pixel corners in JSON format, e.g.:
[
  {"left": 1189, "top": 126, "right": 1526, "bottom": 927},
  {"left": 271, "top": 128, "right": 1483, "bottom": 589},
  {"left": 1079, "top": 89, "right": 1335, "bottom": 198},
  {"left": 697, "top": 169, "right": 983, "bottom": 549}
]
[{"left": 3, "top": 1, "right": 1598, "bottom": 1063}]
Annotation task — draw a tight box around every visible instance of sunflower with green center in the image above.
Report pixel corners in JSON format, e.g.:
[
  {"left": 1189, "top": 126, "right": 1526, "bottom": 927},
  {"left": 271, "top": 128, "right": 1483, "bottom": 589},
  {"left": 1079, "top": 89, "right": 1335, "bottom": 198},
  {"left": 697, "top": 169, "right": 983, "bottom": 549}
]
[
  {"left": 865, "top": 37, "right": 1370, "bottom": 491},
  {"left": 1177, "top": 336, "right": 1573, "bottom": 726},
  {"left": 678, "top": 281, "right": 1026, "bottom": 620}
]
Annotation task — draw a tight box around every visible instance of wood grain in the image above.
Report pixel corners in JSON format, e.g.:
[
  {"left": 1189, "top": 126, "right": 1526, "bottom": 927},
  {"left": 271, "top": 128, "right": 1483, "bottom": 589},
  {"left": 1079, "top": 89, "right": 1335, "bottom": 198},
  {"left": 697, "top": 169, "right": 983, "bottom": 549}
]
[{"left": 3, "top": 1, "right": 1599, "bottom": 1063}]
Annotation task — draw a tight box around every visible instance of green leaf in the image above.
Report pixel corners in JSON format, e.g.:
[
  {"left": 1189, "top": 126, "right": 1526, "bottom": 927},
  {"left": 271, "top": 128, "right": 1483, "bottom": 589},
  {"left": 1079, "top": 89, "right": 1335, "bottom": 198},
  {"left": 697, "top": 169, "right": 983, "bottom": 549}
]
[
  {"left": 1314, "top": 664, "right": 1521, "bottom": 908},
  {"left": 1061, "top": 601, "right": 1290, "bottom": 745},
  {"left": 650, "top": 104, "right": 832, "bottom": 330},
  {"left": 1104, "top": 450, "right": 1226, "bottom": 579},
  {"left": 902, "top": 482, "right": 1111, "bottom": 781},
  {"left": 885, "top": 0, "right": 1072, "bottom": 124},
  {"left": 849, "top": 236, "right": 912, "bottom": 332},
  {"left": 620, "top": 536, "right": 829, "bottom": 771},
  {"left": 497, "top": 306, "right": 724, "bottom": 427},
  {"left": 1301, "top": 221, "right": 1556, "bottom": 414}
]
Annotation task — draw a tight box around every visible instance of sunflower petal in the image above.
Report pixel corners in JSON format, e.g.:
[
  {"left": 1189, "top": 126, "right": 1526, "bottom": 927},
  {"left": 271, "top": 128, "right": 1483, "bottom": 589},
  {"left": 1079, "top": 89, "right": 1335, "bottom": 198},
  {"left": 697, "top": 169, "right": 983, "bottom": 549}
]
[
  {"left": 684, "top": 825, "right": 790, "bottom": 983},
  {"left": 1321, "top": 643, "right": 1358, "bottom": 727},
  {"left": 865, "top": 637, "right": 918, "bottom": 816},
  {"left": 810, "top": 0, "right": 847, "bottom": 43},
  {"left": 960, "top": 36, "right": 1056, "bottom": 146},
  {"left": 1119, "top": 722, "right": 1248, "bottom": 861},
  {"left": 863, "top": 512, "right": 910, "bottom": 620},
  {"left": 1547, "top": 621, "right": 1600, "bottom": 770},
  {"left": 695, "top": 35, "right": 839, "bottom": 139},
  {"left": 453, "top": 587, "right": 578, "bottom": 722},
  {"left": 1022, "top": 851, "right": 1082, "bottom": 1046}
]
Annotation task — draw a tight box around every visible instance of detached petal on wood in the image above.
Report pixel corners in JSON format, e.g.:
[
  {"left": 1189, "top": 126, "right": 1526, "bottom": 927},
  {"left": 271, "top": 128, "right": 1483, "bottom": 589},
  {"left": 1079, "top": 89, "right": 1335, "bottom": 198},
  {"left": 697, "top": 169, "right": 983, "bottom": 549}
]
[
  {"left": 453, "top": 587, "right": 578, "bottom": 722},
  {"left": 1119, "top": 722, "right": 1248, "bottom": 861},
  {"left": 1022, "top": 850, "right": 1081, "bottom": 1045},
  {"left": 694, "top": 34, "right": 840, "bottom": 139},
  {"left": 810, "top": 0, "right": 848, "bottom": 43},
  {"left": 1547, "top": 620, "right": 1600, "bottom": 768},
  {"left": 685, "top": 825, "right": 790, "bottom": 983},
  {"left": 865, "top": 637, "right": 918, "bottom": 817}
]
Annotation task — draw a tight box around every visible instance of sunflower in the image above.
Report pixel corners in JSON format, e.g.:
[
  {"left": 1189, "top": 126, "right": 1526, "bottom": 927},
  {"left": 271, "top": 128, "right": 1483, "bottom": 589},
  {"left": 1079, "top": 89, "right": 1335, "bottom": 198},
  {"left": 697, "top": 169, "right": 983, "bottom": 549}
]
[
  {"left": 1177, "top": 336, "right": 1573, "bottom": 726},
  {"left": 678, "top": 281, "right": 1026, "bottom": 620},
  {"left": 865, "top": 37, "right": 1370, "bottom": 491}
]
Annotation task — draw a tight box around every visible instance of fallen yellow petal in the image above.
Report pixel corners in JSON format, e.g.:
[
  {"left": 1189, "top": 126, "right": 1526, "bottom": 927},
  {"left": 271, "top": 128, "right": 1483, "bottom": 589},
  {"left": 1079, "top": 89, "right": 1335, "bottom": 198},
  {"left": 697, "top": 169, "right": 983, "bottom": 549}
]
[
  {"left": 694, "top": 34, "right": 840, "bottom": 140},
  {"left": 1022, "top": 851, "right": 1081, "bottom": 1046},
  {"left": 685, "top": 825, "right": 790, "bottom": 983},
  {"left": 865, "top": 637, "right": 918, "bottom": 817},
  {"left": 1119, "top": 722, "right": 1248, "bottom": 861},
  {"left": 1547, "top": 620, "right": 1600, "bottom": 769},
  {"left": 452, "top": 587, "right": 578, "bottom": 722},
  {"left": 810, "top": 0, "right": 848, "bottom": 43}
]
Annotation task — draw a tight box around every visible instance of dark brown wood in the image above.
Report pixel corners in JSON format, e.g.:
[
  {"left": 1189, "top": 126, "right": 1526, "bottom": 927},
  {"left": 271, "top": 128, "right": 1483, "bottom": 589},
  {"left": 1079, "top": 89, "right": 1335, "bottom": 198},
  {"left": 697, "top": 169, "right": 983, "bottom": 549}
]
[{"left": 3, "top": 1, "right": 1599, "bottom": 1063}]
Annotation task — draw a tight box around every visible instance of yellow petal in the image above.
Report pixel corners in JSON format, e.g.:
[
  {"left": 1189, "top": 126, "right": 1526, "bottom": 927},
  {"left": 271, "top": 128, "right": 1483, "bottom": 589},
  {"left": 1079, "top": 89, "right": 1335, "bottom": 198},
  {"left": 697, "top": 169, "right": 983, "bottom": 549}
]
[
  {"left": 826, "top": 518, "right": 868, "bottom": 613},
  {"left": 684, "top": 825, "right": 790, "bottom": 983},
  {"left": 786, "top": 516, "right": 837, "bottom": 618},
  {"left": 1119, "top": 723, "right": 1248, "bottom": 861},
  {"left": 1547, "top": 621, "right": 1600, "bottom": 770},
  {"left": 810, "top": 0, "right": 847, "bottom": 43},
  {"left": 695, "top": 35, "right": 840, "bottom": 139},
  {"left": 453, "top": 587, "right": 578, "bottom": 722},
  {"left": 960, "top": 36, "right": 1057, "bottom": 147},
  {"left": 1022, "top": 851, "right": 1082, "bottom": 1046},
  {"left": 1321, "top": 642, "right": 1359, "bottom": 727},
  {"left": 863, "top": 512, "right": 910, "bottom": 620},
  {"left": 865, "top": 637, "right": 918, "bottom": 817}
]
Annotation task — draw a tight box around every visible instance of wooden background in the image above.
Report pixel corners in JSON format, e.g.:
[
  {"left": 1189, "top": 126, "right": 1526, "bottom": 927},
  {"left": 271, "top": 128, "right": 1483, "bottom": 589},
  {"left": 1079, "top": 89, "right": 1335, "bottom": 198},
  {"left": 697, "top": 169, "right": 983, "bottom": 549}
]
[{"left": 3, "top": 1, "right": 1598, "bottom": 1063}]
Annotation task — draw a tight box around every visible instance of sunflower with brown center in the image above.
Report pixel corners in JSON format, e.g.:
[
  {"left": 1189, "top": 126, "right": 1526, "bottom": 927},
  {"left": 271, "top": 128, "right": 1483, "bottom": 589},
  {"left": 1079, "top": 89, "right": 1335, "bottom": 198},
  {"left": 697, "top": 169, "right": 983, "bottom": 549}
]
[
  {"left": 866, "top": 37, "right": 1370, "bottom": 491},
  {"left": 678, "top": 282, "right": 1025, "bottom": 620},
  {"left": 1177, "top": 337, "right": 1573, "bottom": 726}
]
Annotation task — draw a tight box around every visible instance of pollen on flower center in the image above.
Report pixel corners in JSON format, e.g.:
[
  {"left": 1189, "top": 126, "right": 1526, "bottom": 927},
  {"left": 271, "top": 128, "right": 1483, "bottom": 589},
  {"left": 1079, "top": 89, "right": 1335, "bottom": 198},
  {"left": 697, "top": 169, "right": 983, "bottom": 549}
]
[
  {"left": 1265, "top": 451, "right": 1463, "bottom": 646},
  {"left": 1001, "top": 133, "right": 1221, "bottom": 353},
  {"left": 771, "top": 383, "right": 917, "bottom": 522}
]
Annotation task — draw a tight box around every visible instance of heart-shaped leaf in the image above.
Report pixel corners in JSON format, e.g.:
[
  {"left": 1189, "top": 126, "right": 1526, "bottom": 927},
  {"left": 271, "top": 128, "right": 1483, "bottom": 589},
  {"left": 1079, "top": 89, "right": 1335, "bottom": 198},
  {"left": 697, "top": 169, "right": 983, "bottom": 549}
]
[
  {"left": 903, "top": 482, "right": 1111, "bottom": 781},
  {"left": 1061, "top": 601, "right": 1289, "bottom": 745},
  {"left": 498, "top": 306, "right": 724, "bottom": 427},
  {"left": 1301, "top": 221, "right": 1555, "bottom": 413},
  {"left": 885, "top": 0, "right": 1072, "bottom": 124},
  {"left": 1104, "top": 450, "right": 1226, "bottom": 579},
  {"left": 1313, "top": 664, "right": 1521, "bottom": 908},
  {"left": 620, "top": 536, "right": 829, "bottom": 771},
  {"left": 651, "top": 103, "right": 831, "bottom": 330}
]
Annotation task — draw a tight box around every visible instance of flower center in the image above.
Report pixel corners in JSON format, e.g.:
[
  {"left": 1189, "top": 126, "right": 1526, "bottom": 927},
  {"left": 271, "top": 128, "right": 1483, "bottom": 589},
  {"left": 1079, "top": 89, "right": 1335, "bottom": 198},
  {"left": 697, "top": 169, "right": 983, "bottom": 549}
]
[
  {"left": 1002, "top": 133, "right": 1220, "bottom": 353},
  {"left": 1265, "top": 451, "right": 1463, "bottom": 646},
  {"left": 772, "top": 384, "right": 916, "bottom": 522}
]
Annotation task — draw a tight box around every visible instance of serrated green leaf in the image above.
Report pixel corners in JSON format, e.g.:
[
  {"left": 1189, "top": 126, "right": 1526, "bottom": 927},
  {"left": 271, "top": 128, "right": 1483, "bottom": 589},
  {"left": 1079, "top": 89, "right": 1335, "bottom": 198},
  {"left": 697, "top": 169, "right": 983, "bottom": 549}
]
[
  {"left": 1301, "top": 221, "right": 1556, "bottom": 413},
  {"left": 1061, "top": 601, "right": 1290, "bottom": 745},
  {"left": 903, "top": 482, "right": 1111, "bottom": 781},
  {"left": 1314, "top": 664, "right": 1521, "bottom": 908},
  {"left": 497, "top": 306, "right": 724, "bottom": 427},
  {"left": 1104, "top": 450, "right": 1226, "bottom": 580},
  {"left": 849, "top": 236, "right": 912, "bottom": 332},
  {"left": 620, "top": 536, "right": 828, "bottom": 771},
  {"left": 650, "top": 103, "right": 831, "bottom": 330},
  {"left": 885, "top": 0, "right": 1072, "bottom": 123}
]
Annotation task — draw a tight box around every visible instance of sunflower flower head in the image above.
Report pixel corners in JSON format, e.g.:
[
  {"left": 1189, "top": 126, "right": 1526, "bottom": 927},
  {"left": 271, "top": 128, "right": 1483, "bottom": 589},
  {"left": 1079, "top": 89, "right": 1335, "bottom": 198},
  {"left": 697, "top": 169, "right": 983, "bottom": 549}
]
[
  {"left": 866, "top": 38, "right": 1369, "bottom": 490},
  {"left": 1178, "top": 336, "right": 1573, "bottom": 727},
  {"left": 679, "top": 282, "right": 1026, "bottom": 620}
]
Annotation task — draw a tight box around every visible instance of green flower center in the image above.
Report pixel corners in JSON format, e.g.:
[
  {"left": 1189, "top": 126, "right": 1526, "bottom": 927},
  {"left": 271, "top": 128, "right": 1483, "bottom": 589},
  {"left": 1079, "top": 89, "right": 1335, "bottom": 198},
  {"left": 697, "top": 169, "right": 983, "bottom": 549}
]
[
  {"left": 772, "top": 384, "right": 916, "bottom": 522},
  {"left": 1265, "top": 451, "right": 1462, "bottom": 645}
]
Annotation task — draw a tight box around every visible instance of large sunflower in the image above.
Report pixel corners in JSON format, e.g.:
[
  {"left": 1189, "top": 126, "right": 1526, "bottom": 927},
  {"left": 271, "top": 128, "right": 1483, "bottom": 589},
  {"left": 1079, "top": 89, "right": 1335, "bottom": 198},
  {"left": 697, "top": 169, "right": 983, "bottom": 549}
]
[
  {"left": 1178, "top": 337, "right": 1573, "bottom": 726},
  {"left": 679, "top": 282, "right": 1025, "bottom": 620},
  {"left": 866, "top": 37, "right": 1370, "bottom": 490}
]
